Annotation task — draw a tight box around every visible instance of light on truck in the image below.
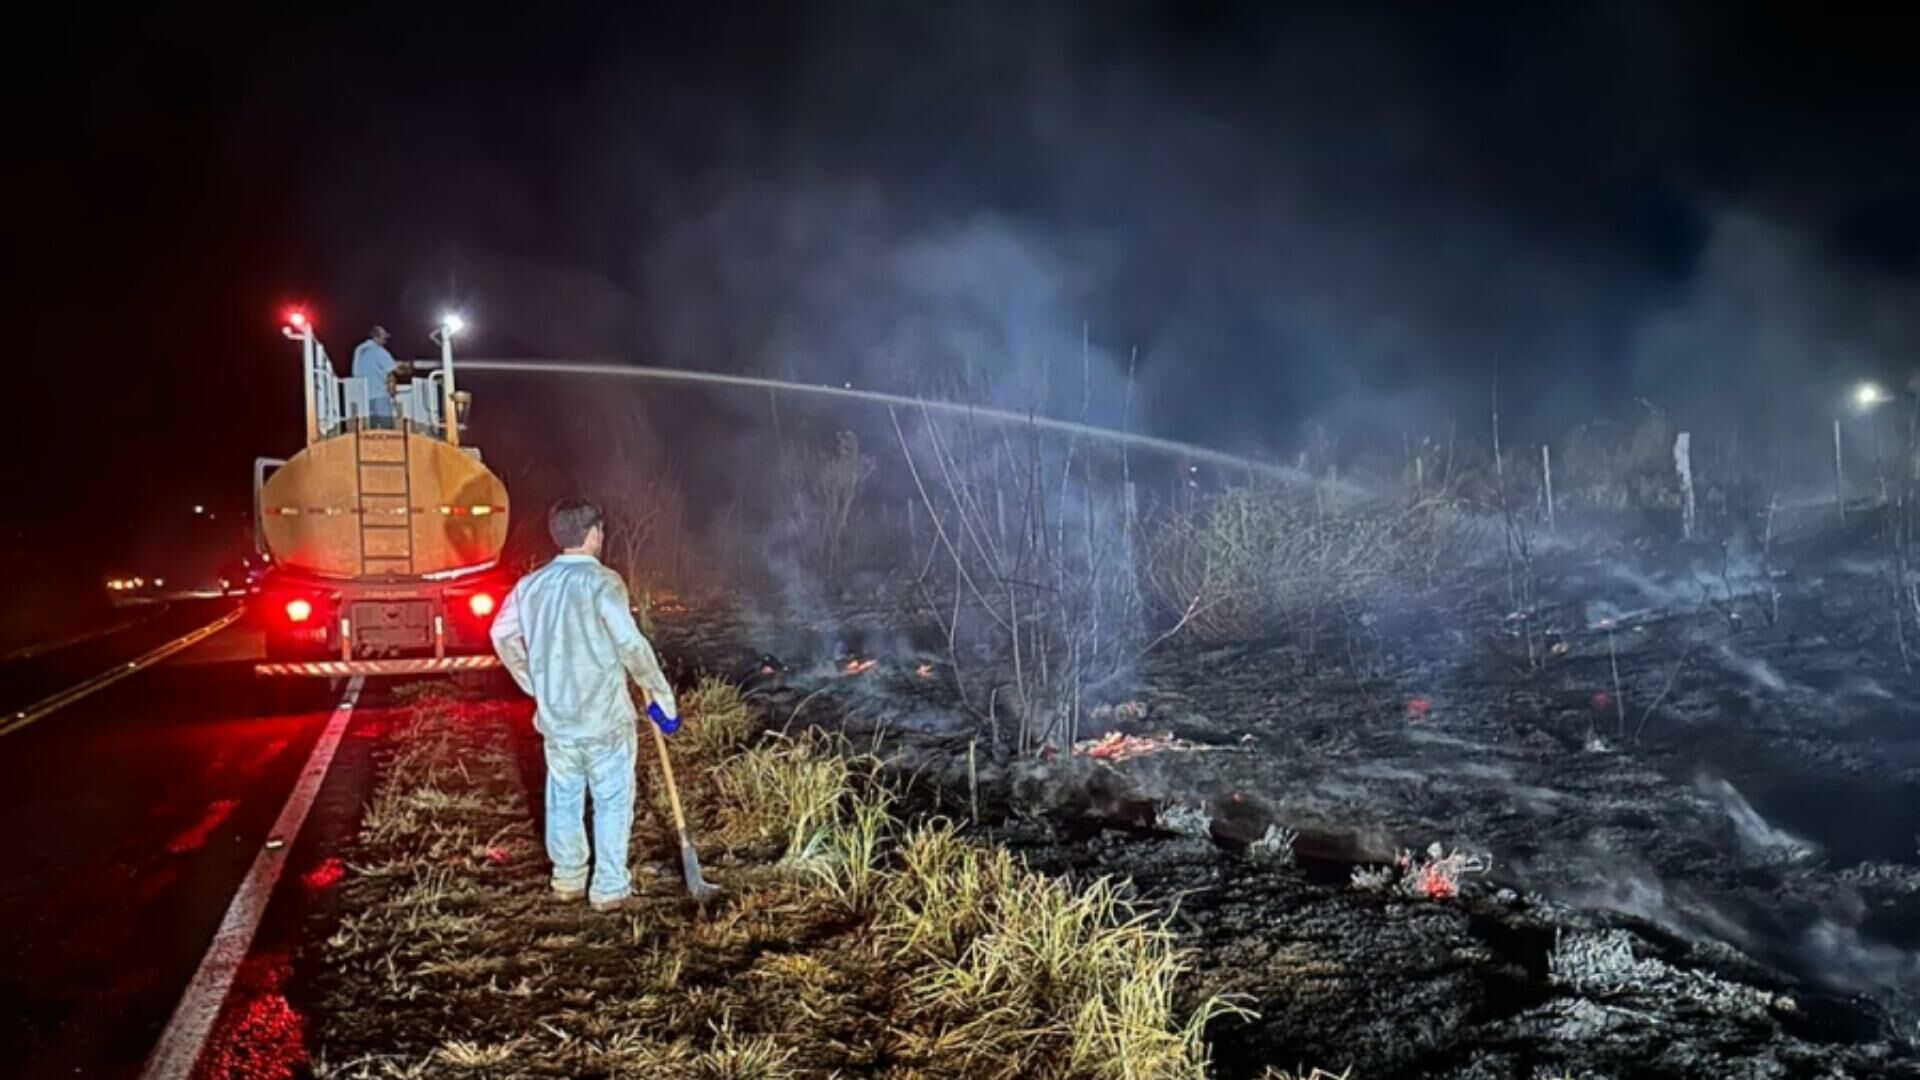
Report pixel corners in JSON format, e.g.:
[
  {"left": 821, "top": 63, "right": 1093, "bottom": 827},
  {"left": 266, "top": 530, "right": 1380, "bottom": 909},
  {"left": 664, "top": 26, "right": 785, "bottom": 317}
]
[
  {"left": 468, "top": 592, "right": 496, "bottom": 618},
  {"left": 288, "top": 310, "right": 308, "bottom": 329},
  {"left": 284, "top": 598, "right": 314, "bottom": 623},
  {"left": 441, "top": 312, "right": 466, "bottom": 335},
  {"left": 470, "top": 504, "right": 493, "bottom": 516}
]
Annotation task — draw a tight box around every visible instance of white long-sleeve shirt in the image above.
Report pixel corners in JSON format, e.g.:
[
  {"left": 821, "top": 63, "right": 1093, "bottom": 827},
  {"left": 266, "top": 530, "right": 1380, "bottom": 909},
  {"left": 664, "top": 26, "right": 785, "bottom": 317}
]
[
  {"left": 351, "top": 338, "right": 398, "bottom": 417},
  {"left": 489, "top": 553, "right": 676, "bottom": 741}
]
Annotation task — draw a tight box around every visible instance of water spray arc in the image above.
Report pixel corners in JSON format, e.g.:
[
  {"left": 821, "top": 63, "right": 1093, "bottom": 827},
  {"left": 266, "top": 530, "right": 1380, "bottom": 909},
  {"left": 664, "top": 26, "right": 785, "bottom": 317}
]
[{"left": 460, "top": 359, "right": 1352, "bottom": 491}]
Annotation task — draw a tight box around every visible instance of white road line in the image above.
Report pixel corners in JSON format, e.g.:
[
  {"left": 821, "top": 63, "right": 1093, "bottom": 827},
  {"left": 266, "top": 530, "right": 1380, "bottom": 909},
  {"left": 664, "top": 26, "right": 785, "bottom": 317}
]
[
  {"left": 0, "top": 609, "right": 244, "bottom": 739},
  {"left": 139, "top": 675, "right": 366, "bottom": 1080}
]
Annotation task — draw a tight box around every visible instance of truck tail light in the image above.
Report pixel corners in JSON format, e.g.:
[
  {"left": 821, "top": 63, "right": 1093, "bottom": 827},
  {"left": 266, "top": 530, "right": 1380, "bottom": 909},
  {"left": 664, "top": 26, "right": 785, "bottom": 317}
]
[
  {"left": 285, "top": 598, "right": 314, "bottom": 623},
  {"left": 467, "top": 592, "right": 496, "bottom": 618}
]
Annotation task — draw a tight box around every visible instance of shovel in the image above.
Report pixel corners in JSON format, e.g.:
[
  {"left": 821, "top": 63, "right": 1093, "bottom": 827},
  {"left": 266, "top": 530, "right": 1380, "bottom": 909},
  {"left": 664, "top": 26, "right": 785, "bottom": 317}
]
[{"left": 645, "top": 705, "right": 721, "bottom": 901}]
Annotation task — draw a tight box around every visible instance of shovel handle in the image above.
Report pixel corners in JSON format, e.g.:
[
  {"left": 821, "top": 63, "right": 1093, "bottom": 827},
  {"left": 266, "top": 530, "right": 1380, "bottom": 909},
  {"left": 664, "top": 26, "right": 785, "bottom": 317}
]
[{"left": 645, "top": 704, "right": 693, "bottom": 841}]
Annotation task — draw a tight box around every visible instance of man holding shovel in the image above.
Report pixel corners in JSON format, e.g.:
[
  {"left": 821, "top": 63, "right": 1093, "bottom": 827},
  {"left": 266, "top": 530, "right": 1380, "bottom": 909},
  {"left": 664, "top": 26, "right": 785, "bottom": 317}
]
[{"left": 491, "top": 497, "right": 701, "bottom": 911}]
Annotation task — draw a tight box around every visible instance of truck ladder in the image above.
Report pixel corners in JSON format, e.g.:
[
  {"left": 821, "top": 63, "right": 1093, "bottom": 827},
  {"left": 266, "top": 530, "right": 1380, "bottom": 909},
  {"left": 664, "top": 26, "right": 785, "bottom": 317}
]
[{"left": 352, "top": 426, "right": 415, "bottom": 576}]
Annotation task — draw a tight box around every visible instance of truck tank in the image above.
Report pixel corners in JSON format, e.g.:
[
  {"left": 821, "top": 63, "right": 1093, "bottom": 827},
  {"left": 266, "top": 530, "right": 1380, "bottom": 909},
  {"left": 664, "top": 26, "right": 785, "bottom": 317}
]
[{"left": 259, "top": 429, "right": 510, "bottom": 579}]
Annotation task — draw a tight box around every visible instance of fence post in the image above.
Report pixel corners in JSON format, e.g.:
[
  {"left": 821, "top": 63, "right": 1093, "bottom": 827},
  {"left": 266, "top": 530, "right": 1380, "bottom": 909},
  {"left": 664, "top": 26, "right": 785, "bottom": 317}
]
[
  {"left": 1541, "top": 445, "right": 1555, "bottom": 531},
  {"left": 1834, "top": 417, "right": 1846, "bottom": 524},
  {"left": 1675, "top": 431, "right": 1695, "bottom": 540}
]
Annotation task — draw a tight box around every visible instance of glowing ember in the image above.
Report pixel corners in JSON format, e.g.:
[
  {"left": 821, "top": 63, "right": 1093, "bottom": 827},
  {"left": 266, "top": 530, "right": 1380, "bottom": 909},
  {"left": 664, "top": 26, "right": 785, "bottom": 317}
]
[
  {"left": 484, "top": 846, "right": 511, "bottom": 865},
  {"left": 1406, "top": 696, "right": 1432, "bottom": 720},
  {"left": 1418, "top": 864, "right": 1458, "bottom": 899},
  {"left": 1075, "top": 731, "right": 1200, "bottom": 761},
  {"left": 1591, "top": 691, "right": 1613, "bottom": 711},
  {"left": 915, "top": 663, "right": 934, "bottom": 678},
  {"left": 843, "top": 658, "right": 879, "bottom": 675}
]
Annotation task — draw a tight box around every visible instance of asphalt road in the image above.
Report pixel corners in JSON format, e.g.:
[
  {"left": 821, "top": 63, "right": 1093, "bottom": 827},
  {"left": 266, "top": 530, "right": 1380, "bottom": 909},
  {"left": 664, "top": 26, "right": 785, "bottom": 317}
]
[{"left": 0, "top": 602, "right": 382, "bottom": 1078}]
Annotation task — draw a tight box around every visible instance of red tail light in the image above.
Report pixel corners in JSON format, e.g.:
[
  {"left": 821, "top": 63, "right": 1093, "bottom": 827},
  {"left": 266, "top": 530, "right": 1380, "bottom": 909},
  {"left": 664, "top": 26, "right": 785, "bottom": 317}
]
[
  {"left": 467, "top": 592, "right": 495, "bottom": 618},
  {"left": 284, "top": 598, "right": 313, "bottom": 623}
]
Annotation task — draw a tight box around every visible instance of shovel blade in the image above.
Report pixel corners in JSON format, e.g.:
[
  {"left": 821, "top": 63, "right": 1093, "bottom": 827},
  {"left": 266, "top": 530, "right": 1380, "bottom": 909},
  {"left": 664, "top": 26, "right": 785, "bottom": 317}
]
[{"left": 679, "top": 841, "right": 720, "bottom": 901}]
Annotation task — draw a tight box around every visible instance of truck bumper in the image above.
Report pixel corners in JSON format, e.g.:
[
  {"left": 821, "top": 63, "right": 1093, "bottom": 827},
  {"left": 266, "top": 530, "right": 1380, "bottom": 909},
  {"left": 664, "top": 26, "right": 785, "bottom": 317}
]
[{"left": 254, "top": 655, "right": 501, "bottom": 677}]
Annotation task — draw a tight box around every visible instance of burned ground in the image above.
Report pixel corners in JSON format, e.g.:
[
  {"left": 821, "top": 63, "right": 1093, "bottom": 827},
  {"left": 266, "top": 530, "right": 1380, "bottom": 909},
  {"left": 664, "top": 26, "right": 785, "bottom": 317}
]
[
  {"left": 279, "top": 496, "right": 1920, "bottom": 1078},
  {"left": 646, "top": 507, "right": 1920, "bottom": 1077}
]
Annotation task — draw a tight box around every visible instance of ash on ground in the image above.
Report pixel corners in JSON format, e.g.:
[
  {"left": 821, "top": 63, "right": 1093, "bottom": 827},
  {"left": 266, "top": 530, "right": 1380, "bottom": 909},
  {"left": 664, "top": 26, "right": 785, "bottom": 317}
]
[{"left": 656, "top": 518, "right": 1920, "bottom": 1078}]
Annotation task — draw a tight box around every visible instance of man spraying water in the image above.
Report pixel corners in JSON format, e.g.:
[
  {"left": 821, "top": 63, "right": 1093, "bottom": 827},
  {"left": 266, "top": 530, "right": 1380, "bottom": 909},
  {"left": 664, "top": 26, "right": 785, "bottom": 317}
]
[
  {"left": 351, "top": 325, "right": 400, "bottom": 428},
  {"left": 490, "top": 497, "right": 682, "bottom": 912}
]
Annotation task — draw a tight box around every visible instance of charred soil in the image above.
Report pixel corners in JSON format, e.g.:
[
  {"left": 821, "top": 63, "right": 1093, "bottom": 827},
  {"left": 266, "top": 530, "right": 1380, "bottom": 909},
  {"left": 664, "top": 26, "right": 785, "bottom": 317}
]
[{"left": 652, "top": 522, "right": 1920, "bottom": 1078}]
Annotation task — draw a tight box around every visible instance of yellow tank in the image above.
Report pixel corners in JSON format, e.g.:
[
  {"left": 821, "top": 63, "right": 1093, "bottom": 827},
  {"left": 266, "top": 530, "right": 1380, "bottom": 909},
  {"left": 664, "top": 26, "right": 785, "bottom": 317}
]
[{"left": 259, "top": 429, "right": 510, "bottom": 579}]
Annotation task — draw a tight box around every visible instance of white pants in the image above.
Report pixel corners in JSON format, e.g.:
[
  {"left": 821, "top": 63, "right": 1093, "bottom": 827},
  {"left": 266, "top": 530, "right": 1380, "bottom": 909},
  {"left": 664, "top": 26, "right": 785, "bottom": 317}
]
[{"left": 542, "top": 726, "right": 637, "bottom": 903}]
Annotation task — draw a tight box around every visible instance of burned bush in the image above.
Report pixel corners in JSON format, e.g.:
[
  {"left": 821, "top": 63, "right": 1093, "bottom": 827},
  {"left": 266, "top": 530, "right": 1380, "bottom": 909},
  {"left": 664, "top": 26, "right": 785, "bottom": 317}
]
[{"left": 1143, "top": 483, "right": 1465, "bottom": 645}]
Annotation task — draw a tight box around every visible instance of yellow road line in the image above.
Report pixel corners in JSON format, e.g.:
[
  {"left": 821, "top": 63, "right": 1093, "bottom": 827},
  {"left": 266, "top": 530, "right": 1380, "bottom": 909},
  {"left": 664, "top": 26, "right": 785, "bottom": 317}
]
[{"left": 0, "top": 609, "right": 244, "bottom": 739}]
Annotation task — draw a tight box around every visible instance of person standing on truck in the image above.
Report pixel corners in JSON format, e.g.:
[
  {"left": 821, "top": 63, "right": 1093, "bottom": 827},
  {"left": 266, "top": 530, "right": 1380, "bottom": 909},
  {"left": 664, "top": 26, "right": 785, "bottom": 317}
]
[
  {"left": 489, "top": 497, "right": 680, "bottom": 912},
  {"left": 351, "top": 324, "right": 399, "bottom": 428}
]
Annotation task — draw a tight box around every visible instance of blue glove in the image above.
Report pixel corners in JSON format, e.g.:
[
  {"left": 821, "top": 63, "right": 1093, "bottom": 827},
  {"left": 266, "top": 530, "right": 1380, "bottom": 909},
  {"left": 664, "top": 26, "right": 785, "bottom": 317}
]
[{"left": 647, "top": 701, "right": 680, "bottom": 736}]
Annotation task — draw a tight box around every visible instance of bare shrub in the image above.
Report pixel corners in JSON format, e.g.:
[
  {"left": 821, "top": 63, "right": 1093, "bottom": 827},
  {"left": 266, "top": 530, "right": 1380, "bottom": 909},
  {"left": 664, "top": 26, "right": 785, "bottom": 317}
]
[
  {"left": 891, "top": 404, "right": 1156, "bottom": 754},
  {"left": 1558, "top": 401, "right": 1678, "bottom": 511},
  {"left": 603, "top": 462, "right": 690, "bottom": 601},
  {"left": 1143, "top": 483, "right": 1464, "bottom": 645},
  {"left": 784, "top": 430, "right": 877, "bottom": 582}
]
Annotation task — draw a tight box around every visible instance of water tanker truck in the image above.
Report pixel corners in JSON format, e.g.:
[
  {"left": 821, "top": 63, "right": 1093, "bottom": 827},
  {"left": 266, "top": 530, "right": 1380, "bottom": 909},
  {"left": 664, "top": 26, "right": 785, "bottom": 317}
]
[{"left": 253, "top": 311, "right": 511, "bottom": 676}]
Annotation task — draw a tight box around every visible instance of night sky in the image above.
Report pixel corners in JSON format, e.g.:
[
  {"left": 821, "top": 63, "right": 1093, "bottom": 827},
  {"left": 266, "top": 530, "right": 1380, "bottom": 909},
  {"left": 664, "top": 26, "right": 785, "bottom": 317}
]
[{"left": 7, "top": 2, "right": 1919, "bottom": 595}]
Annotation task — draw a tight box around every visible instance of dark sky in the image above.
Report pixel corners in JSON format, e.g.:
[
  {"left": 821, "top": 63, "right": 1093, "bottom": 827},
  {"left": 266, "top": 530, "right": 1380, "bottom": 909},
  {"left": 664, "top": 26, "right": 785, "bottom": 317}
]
[{"left": 6, "top": 2, "right": 1919, "bottom": 586}]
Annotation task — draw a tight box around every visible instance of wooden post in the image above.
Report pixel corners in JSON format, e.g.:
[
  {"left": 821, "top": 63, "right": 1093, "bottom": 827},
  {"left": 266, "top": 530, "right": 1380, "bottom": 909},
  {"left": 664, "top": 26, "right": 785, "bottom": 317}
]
[
  {"left": 1491, "top": 381, "right": 1503, "bottom": 478},
  {"left": 1541, "top": 445, "right": 1555, "bottom": 530},
  {"left": 1675, "top": 432, "right": 1695, "bottom": 540},
  {"left": 1834, "top": 417, "right": 1846, "bottom": 524}
]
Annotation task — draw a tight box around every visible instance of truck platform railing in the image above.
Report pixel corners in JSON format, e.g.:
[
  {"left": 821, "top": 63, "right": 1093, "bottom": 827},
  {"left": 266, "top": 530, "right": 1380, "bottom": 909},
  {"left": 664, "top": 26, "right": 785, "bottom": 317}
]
[{"left": 311, "top": 371, "right": 453, "bottom": 441}]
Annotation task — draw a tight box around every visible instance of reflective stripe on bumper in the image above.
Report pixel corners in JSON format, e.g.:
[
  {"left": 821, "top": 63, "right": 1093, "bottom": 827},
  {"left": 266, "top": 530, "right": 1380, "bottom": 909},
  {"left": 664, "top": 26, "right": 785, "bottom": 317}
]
[{"left": 254, "top": 655, "right": 500, "bottom": 677}]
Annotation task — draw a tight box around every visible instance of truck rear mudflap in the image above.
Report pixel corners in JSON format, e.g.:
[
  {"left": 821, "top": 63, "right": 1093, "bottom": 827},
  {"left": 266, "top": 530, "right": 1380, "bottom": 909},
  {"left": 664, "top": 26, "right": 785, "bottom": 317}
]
[{"left": 254, "top": 655, "right": 501, "bottom": 677}]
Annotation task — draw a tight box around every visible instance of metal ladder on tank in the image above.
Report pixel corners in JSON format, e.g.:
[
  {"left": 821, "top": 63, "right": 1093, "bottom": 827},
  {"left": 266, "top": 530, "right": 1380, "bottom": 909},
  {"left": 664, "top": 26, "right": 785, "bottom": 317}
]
[{"left": 353, "top": 425, "right": 415, "bottom": 577}]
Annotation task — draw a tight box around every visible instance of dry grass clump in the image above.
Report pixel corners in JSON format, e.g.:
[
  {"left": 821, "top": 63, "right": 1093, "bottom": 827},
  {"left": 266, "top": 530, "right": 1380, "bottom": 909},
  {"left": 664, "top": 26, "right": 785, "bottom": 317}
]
[
  {"left": 881, "top": 822, "right": 1021, "bottom": 960},
  {"left": 1145, "top": 484, "right": 1463, "bottom": 644},
  {"left": 711, "top": 732, "right": 855, "bottom": 859},
  {"left": 305, "top": 679, "right": 1239, "bottom": 1080},
  {"left": 674, "top": 675, "right": 757, "bottom": 764},
  {"left": 884, "top": 820, "right": 1241, "bottom": 1079}
]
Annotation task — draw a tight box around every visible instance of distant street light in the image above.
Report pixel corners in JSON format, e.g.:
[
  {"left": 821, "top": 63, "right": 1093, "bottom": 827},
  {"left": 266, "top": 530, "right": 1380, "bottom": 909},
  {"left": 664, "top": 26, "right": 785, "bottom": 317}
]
[
  {"left": 1853, "top": 381, "right": 1890, "bottom": 412},
  {"left": 193, "top": 504, "right": 206, "bottom": 515}
]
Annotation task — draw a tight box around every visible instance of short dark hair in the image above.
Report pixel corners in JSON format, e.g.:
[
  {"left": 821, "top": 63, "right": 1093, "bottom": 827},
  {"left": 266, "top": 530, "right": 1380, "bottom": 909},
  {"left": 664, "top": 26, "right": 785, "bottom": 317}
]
[{"left": 549, "top": 497, "right": 603, "bottom": 549}]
